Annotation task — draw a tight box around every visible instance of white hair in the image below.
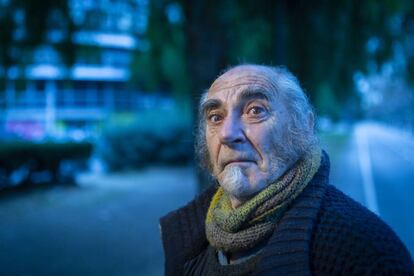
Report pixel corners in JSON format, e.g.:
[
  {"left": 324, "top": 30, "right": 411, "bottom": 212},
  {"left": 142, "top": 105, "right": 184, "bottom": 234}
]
[{"left": 220, "top": 165, "right": 246, "bottom": 197}]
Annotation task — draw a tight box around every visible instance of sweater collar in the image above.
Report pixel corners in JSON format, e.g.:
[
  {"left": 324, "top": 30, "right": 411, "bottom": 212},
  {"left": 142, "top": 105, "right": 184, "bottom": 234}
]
[{"left": 253, "top": 151, "right": 329, "bottom": 275}]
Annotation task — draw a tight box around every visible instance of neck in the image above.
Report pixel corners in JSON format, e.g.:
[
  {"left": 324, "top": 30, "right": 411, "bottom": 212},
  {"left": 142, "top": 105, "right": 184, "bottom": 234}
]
[
  {"left": 228, "top": 160, "right": 298, "bottom": 209},
  {"left": 229, "top": 196, "right": 244, "bottom": 209}
]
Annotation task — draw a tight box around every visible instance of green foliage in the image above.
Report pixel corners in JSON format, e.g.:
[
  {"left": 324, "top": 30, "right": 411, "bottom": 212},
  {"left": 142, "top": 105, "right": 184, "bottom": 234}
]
[
  {"left": 230, "top": 18, "right": 273, "bottom": 63},
  {"left": 150, "top": 0, "right": 414, "bottom": 120},
  {"left": 0, "top": 142, "right": 93, "bottom": 185},
  {"left": 98, "top": 108, "right": 193, "bottom": 171},
  {"left": 0, "top": 0, "right": 75, "bottom": 72},
  {"left": 0, "top": 142, "right": 92, "bottom": 168},
  {"left": 402, "top": 2, "right": 414, "bottom": 84},
  {"left": 130, "top": 0, "right": 190, "bottom": 97},
  {"left": 2, "top": 0, "right": 413, "bottom": 120},
  {"left": 315, "top": 83, "right": 341, "bottom": 121},
  {"left": 0, "top": 12, "right": 15, "bottom": 69}
]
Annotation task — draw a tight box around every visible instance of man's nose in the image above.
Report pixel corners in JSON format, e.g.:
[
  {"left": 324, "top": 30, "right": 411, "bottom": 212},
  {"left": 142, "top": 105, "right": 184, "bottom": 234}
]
[{"left": 219, "top": 115, "right": 245, "bottom": 145}]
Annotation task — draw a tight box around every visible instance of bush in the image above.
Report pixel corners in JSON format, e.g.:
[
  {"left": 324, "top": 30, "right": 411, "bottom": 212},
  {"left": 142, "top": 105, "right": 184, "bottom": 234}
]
[
  {"left": 0, "top": 141, "right": 93, "bottom": 188},
  {"left": 98, "top": 109, "right": 193, "bottom": 171}
]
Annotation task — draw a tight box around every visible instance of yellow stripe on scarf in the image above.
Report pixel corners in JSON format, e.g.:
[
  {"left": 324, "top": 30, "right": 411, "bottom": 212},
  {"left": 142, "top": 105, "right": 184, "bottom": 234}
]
[{"left": 206, "top": 187, "right": 225, "bottom": 224}]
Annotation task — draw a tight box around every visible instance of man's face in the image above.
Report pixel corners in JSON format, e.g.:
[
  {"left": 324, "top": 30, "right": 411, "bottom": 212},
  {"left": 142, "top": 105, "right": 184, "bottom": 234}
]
[{"left": 203, "top": 67, "right": 299, "bottom": 208}]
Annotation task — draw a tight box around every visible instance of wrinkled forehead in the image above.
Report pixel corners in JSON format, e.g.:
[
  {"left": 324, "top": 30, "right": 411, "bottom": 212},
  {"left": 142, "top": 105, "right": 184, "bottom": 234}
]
[{"left": 207, "top": 66, "right": 278, "bottom": 100}]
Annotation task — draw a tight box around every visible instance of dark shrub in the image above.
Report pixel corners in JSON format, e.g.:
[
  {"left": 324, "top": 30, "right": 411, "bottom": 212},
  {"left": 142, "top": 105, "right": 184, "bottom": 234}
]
[
  {"left": 0, "top": 141, "right": 93, "bottom": 188},
  {"left": 98, "top": 109, "right": 193, "bottom": 171}
]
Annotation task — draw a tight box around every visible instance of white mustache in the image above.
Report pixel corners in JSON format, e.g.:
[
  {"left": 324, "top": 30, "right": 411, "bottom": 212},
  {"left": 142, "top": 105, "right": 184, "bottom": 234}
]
[{"left": 219, "top": 153, "right": 257, "bottom": 170}]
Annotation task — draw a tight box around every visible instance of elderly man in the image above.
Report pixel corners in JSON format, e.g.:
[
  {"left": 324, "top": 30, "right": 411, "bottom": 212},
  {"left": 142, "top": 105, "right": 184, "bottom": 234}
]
[{"left": 160, "top": 65, "right": 414, "bottom": 275}]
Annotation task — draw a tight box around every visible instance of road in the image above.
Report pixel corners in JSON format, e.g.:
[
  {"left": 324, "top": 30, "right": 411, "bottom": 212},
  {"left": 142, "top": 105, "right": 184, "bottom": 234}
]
[{"left": 322, "top": 122, "right": 414, "bottom": 257}]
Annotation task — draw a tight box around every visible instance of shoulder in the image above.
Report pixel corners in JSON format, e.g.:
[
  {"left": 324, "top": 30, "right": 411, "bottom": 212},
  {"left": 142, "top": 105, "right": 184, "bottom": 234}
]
[
  {"left": 160, "top": 184, "right": 218, "bottom": 276},
  {"left": 311, "top": 184, "right": 414, "bottom": 275},
  {"left": 160, "top": 183, "right": 217, "bottom": 240}
]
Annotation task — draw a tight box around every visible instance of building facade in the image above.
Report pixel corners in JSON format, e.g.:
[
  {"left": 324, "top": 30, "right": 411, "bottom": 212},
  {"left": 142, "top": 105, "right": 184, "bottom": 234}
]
[{"left": 0, "top": 0, "right": 171, "bottom": 141}]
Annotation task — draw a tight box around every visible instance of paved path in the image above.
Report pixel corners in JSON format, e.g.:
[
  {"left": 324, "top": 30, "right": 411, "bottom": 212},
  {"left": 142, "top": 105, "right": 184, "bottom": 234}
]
[
  {"left": 0, "top": 166, "right": 197, "bottom": 275},
  {"left": 322, "top": 122, "right": 414, "bottom": 257}
]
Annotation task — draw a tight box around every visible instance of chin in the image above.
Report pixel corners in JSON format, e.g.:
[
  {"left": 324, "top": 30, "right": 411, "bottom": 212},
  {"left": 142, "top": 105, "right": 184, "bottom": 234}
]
[
  {"left": 219, "top": 166, "right": 265, "bottom": 202},
  {"left": 220, "top": 166, "right": 247, "bottom": 195}
]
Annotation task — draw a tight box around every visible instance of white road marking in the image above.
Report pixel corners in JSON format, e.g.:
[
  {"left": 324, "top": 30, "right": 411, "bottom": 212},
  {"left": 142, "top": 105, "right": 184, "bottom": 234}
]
[{"left": 355, "top": 124, "right": 380, "bottom": 215}]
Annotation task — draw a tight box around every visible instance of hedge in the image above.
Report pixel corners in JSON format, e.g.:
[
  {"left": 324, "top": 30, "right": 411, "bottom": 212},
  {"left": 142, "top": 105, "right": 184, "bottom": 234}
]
[
  {"left": 0, "top": 141, "right": 93, "bottom": 188},
  {"left": 98, "top": 109, "right": 193, "bottom": 171}
]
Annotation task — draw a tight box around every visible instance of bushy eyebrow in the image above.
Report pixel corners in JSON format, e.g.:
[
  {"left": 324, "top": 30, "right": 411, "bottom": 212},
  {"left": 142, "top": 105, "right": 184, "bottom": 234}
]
[
  {"left": 236, "top": 88, "right": 270, "bottom": 104},
  {"left": 201, "top": 98, "right": 222, "bottom": 116},
  {"left": 200, "top": 88, "right": 271, "bottom": 116}
]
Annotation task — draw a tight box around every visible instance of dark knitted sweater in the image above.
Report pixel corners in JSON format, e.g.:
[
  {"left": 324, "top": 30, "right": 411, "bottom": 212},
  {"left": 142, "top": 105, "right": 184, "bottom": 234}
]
[{"left": 160, "top": 153, "right": 414, "bottom": 275}]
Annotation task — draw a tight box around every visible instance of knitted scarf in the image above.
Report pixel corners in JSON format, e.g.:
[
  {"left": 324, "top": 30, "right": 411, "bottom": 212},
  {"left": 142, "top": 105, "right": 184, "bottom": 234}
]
[{"left": 205, "top": 146, "right": 321, "bottom": 253}]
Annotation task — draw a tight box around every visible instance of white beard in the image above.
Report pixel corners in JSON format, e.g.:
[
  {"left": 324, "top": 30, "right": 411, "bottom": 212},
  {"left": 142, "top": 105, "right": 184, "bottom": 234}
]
[{"left": 220, "top": 165, "right": 248, "bottom": 198}]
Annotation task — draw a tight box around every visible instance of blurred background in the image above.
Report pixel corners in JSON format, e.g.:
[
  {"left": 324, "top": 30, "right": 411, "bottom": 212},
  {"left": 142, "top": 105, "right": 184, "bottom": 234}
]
[{"left": 0, "top": 0, "right": 413, "bottom": 274}]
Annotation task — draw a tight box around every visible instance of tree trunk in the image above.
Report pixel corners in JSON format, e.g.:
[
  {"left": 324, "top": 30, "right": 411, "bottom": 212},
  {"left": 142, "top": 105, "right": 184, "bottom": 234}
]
[{"left": 181, "top": 0, "right": 229, "bottom": 191}]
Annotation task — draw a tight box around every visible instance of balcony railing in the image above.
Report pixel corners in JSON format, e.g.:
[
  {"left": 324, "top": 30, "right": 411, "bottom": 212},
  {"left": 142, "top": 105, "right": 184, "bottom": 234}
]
[{"left": 0, "top": 88, "right": 174, "bottom": 121}]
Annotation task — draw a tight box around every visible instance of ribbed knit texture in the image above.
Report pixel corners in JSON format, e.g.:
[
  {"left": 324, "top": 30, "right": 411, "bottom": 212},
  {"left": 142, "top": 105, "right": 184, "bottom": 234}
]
[
  {"left": 310, "top": 186, "right": 414, "bottom": 275},
  {"left": 160, "top": 152, "right": 414, "bottom": 275},
  {"left": 160, "top": 183, "right": 217, "bottom": 276}
]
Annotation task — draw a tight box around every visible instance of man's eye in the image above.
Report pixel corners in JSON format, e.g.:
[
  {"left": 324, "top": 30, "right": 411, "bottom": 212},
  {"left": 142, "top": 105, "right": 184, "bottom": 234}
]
[
  {"left": 208, "top": 114, "right": 222, "bottom": 123},
  {"left": 247, "top": 106, "right": 266, "bottom": 116}
]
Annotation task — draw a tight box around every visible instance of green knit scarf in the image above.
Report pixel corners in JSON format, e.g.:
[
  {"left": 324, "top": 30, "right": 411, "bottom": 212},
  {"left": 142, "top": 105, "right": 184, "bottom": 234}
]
[{"left": 205, "top": 146, "right": 322, "bottom": 253}]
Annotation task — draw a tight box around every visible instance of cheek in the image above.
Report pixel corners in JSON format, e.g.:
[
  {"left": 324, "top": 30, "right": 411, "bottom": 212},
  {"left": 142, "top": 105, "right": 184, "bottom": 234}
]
[
  {"left": 206, "top": 125, "right": 219, "bottom": 144},
  {"left": 246, "top": 123, "right": 276, "bottom": 154},
  {"left": 206, "top": 130, "right": 219, "bottom": 159}
]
